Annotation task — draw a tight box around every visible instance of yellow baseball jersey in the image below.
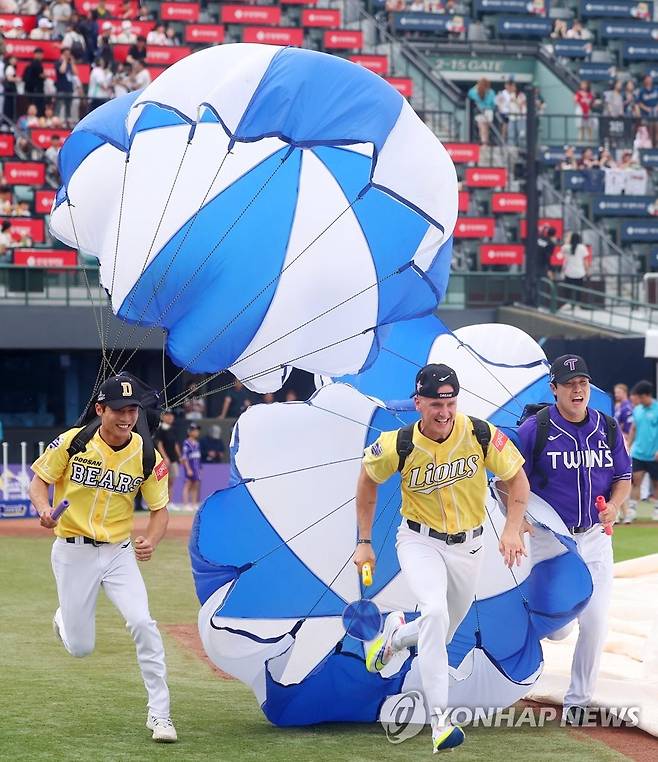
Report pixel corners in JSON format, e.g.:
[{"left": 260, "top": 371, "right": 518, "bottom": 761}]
[
  {"left": 362, "top": 413, "right": 524, "bottom": 534},
  {"left": 32, "top": 427, "right": 169, "bottom": 543}
]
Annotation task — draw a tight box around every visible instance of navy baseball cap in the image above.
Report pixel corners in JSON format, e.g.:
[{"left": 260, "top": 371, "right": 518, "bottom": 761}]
[
  {"left": 96, "top": 376, "right": 143, "bottom": 409},
  {"left": 412, "top": 363, "right": 460, "bottom": 399},
  {"left": 188, "top": 422, "right": 201, "bottom": 431},
  {"left": 550, "top": 355, "right": 592, "bottom": 385}
]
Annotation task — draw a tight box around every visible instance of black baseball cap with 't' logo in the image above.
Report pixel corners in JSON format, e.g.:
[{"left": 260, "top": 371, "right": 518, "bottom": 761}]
[{"left": 549, "top": 355, "right": 592, "bottom": 385}]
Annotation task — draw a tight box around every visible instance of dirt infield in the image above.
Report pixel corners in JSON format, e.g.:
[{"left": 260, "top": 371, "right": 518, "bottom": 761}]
[{"left": 4, "top": 515, "right": 657, "bottom": 759}]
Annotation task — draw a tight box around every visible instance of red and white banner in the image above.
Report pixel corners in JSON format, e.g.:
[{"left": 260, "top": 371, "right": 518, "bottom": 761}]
[
  {"left": 0, "top": 14, "right": 36, "bottom": 32},
  {"left": 464, "top": 167, "right": 507, "bottom": 188},
  {"left": 160, "top": 2, "right": 200, "bottom": 22},
  {"left": 16, "top": 61, "right": 87, "bottom": 84},
  {"left": 242, "top": 27, "right": 304, "bottom": 46},
  {"left": 35, "top": 189, "right": 56, "bottom": 214},
  {"left": 281, "top": 0, "right": 318, "bottom": 4},
  {"left": 4, "top": 162, "right": 45, "bottom": 186},
  {"left": 0, "top": 217, "right": 45, "bottom": 243},
  {"left": 75, "top": 0, "right": 137, "bottom": 15},
  {"left": 479, "top": 244, "right": 524, "bottom": 266},
  {"left": 14, "top": 248, "right": 78, "bottom": 267},
  {"left": 520, "top": 217, "right": 564, "bottom": 240},
  {"left": 0, "top": 134, "right": 15, "bottom": 157},
  {"left": 491, "top": 193, "right": 526, "bottom": 214},
  {"left": 184, "top": 24, "right": 225, "bottom": 45},
  {"left": 147, "top": 66, "right": 166, "bottom": 81},
  {"left": 444, "top": 143, "right": 480, "bottom": 164},
  {"left": 145, "top": 45, "right": 191, "bottom": 66},
  {"left": 222, "top": 5, "right": 281, "bottom": 25},
  {"left": 323, "top": 30, "right": 363, "bottom": 49},
  {"left": 458, "top": 191, "right": 470, "bottom": 213},
  {"left": 454, "top": 218, "right": 495, "bottom": 238},
  {"left": 385, "top": 77, "right": 413, "bottom": 98},
  {"left": 348, "top": 54, "right": 389, "bottom": 75},
  {"left": 301, "top": 9, "right": 340, "bottom": 28},
  {"left": 5, "top": 40, "right": 61, "bottom": 61},
  {"left": 30, "top": 129, "right": 71, "bottom": 149}
]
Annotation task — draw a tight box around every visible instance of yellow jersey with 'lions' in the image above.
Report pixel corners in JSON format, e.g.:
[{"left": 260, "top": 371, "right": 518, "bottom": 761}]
[
  {"left": 32, "top": 427, "right": 169, "bottom": 543},
  {"left": 362, "top": 413, "right": 524, "bottom": 534}
]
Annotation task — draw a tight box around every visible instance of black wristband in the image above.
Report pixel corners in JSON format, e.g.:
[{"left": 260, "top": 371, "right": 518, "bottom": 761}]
[{"left": 356, "top": 539, "right": 372, "bottom": 544}]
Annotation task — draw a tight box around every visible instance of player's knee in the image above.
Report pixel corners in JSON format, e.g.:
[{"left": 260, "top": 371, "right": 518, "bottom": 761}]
[
  {"left": 421, "top": 603, "right": 449, "bottom": 631},
  {"left": 66, "top": 637, "right": 95, "bottom": 658},
  {"left": 126, "top": 615, "right": 155, "bottom": 636}
]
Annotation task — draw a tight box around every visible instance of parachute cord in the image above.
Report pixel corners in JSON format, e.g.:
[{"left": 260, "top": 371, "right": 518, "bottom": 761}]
[
  {"left": 106, "top": 138, "right": 193, "bottom": 371},
  {"left": 99, "top": 156, "right": 130, "bottom": 378},
  {"left": 484, "top": 491, "right": 528, "bottom": 605},
  {"left": 116, "top": 148, "right": 290, "bottom": 374},
  {"left": 161, "top": 330, "right": 169, "bottom": 411},
  {"left": 245, "top": 456, "right": 363, "bottom": 486},
  {"left": 66, "top": 200, "right": 110, "bottom": 413},
  {"left": 381, "top": 346, "right": 528, "bottom": 422},
  {"left": 161, "top": 192, "right": 363, "bottom": 395}
]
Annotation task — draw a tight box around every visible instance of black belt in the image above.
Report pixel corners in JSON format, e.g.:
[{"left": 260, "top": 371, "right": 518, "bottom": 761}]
[
  {"left": 569, "top": 526, "right": 593, "bottom": 535},
  {"left": 406, "top": 520, "right": 483, "bottom": 545},
  {"left": 66, "top": 536, "right": 109, "bottom": 546}
]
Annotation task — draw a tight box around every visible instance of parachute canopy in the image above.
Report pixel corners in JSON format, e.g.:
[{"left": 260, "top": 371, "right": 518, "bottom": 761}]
[{"left": 50, "top": 44, "right": 458, "bottom": 392}]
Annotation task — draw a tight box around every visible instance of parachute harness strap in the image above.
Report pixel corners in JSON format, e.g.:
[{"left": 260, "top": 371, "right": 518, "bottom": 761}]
[
  {"left": 107, "top": 138, "right": 194, "bottom": 371},
  {"left": 118, "top": 146, "right": 293, "bottom": 376}
]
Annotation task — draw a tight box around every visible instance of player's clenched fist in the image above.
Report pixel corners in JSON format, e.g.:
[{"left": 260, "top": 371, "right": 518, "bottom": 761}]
[{"left": 134, "top": 536, "right": 154, "bottom": 562}]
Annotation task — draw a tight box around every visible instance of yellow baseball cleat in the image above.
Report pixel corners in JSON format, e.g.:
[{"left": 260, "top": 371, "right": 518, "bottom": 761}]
[
  {"left": 365, "top": 611, "right": 405, "bottom": 672},
  {"left": 432, "top": 725, "right": 465, "bottom": 753}
]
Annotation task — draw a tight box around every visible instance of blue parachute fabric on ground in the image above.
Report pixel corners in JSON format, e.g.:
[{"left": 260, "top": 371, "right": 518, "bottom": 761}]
[
  {"left": 262, "top": 644, "right": 410, "bottom": 726},
  {"left": 188, "top": 505, "right": 239, "bottom": 605},
  {"left": 118, "top": 147, "right": 301, "bottom": 372},
  {"left": 192, "top": 482, "right": 347, "bottom": 618},
  {"left": 235, "top": 48, "right": 402, "bottom": 151}
]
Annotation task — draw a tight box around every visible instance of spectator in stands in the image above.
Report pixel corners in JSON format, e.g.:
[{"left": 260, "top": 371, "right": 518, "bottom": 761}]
[
  {"left": 560, "top": 231, "right": 590, "bottom": 308},
  {"left": 147, "top": 24, "right": 168, "bottom": 47},
  {"left": 0, "top": 186, "right": 13, "bottom": 215},
  {"left": 638, "top": 75, "right": 658, "bottom": 144},
  {"left": 19, "top": 0, "right": 43, "bottom": 12},
  {"left": 45, "top": 134, "right": 62, "bottom": 183},
  {"left": 15, "top": 104, "right": 40, "bottom": 159},
  {"left": 183, "top": 381, "right": 207, "bottom": 421},
  {"left": 79, "top": 12, "right": 99, "bottom": 63},
  {"left": 598, "top": 147, "right": 616, "bottom": 169},
  {"left": 200, "top": 424, "right": 225, "bottom": 464},
  {"left": 113, "top": 20, "right": 136, "bottom": 45},
  {"left": 551, "top": 19, "right": 567, "bottom": 39},
  {"left": 92, "top": 0, "right": 110, "bottom": 21},
  {"left": 3, "top": 55, "right": 19, "bottom": 121},
  {"left": 51, "top": 0, "right": 73, "bottom": 40},
  {"left": 97, "top": 23, "right": 114, "bottom": 70},
  {"left": 537, "top": 225, "right": 558, "bottom": 281},
  {"left": 23, "top": 48, "right": 46, "bottom": 115},
  {"left": 127, "top": 35, "right": 147, "bottom": 65},
  {"left": 165, "top": 25, "right": 180, "bottom": 46},
  {"left": 31, "top": 18, "right": 53, "bottom": 41},
  {"left": 55, "top": 47, "right": 77, "bottom": 121},
  {"left": 579, "top": 147, "right": 598, "bottom": 169},
  {"left": 495, "top": 79, "right": 513, "bottom": 144},
  {"left": 574, "top": 80, "right": 595, "bottom": 142},
  {"left": 603, "top": 80, "right": 624, "bottom": 118},
  {"left": 88, "top": 57, "right": 112, "bottom": 110},
  {"left": 468, "top": 78, "right": 495, "bottom": 146},
  {"left": 624, "top": 79, "right": 640, "bottom": 118},
  {"left": 13, "top": 199, "right": 30, "bottom": 216},
  {"left": 62, "top": 21, "right": 87, "bottom": 61},
  {"left": 220, "top": 379, "right": 257, "bottom": 419},
  {"left": 40, "top": 102, "right": 62, "bottom": 128},
  {"left": 0, "top": 220, "right": 12, "bottom": 259},
  {"left": 566, "top": 19, "right": 592, "bottom": 40},
  {"left": 112, "top": 62, "right": 132, "bottom": 97},
  {"left": 560, "top": 145, "right": 578, "bottom": 170},
  {"left": 130, "top": 60, "right": 151, "bottom": 91},
  {"left": 5, "top": 19, "right": 26, "bottom": 40},
  {"left": 634, "top": 122, "right": 652, "bottom": 156},
  {"left": 619, "top": 149, "right": 638, "bottom": 169}
]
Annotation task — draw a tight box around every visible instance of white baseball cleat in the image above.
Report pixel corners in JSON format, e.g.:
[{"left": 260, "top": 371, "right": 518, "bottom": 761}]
[
  {"left": 147, "top": 714, "right": 178, "bottom": 743},
  {"left": 365, "top": 611, "right": 405, "bottom": 672}
]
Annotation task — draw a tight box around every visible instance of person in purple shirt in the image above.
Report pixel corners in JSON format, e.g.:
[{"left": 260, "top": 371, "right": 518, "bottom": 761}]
[
  {"left": 613, "top": 383, "right": 634, "bottom": 523},
  {"left": 181, "top": 423, "right": 202, "bottom": 511},
  {"left": 517, "top": 355, "right": 631, "bottom": 726}
]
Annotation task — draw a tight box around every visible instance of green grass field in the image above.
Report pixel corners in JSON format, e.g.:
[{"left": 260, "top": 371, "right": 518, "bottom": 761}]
[{"left": 2, "top": 527, "right": 654, "bottom": 762}]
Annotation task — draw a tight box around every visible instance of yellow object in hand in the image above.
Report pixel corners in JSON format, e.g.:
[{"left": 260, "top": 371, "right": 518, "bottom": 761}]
[{"left": 361, "top": 562, "right": 373, "bottom": 587}]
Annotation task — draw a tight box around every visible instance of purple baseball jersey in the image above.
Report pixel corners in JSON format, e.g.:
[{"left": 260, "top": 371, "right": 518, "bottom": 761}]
[
  {"left": 182, "top": 438, "right": 202, "bottom": 480},
  {"left": 517, "top": 405, "right": 631, "bottom": 528}
]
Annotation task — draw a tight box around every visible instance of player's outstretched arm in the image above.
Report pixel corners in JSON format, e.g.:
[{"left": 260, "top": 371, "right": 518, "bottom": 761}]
[
  {"left": 353, "top": 467, "right": 377, "bottom": 572},
  {"left": 497, "top": 467, "right": 530, "bottom": 568}
]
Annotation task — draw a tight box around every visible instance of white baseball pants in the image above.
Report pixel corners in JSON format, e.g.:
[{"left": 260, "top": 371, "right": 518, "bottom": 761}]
[
  {"left": 51, "top": 537, "right": 170, "bottom": 718},
  {"left": 546, "top": 526, "right": 613, "bottom": 709},
  {"left": 391, "top": 522, "right": 485, "bottom": 717}
]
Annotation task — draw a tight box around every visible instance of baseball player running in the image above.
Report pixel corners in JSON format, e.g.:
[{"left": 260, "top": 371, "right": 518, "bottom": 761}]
[
  {"left": 354, "top": 364, "right": 530, "bottom": 753},
  {"left": 517, "top": 355, "right": 631, "bottom": 725},
  {"left": 29, "top": 376, "right": 178, "bottom": 743}
]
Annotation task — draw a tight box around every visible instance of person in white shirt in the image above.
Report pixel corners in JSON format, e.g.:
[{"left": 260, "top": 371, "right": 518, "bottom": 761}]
[
  {"left": 560, "top": 232, "right": 590, "bottom": 309},
  {"left": 131, "top": 60, "right": 151, "bottom": 91},
  {"left": 146, "top": 24, "right": 168, "bottom": 46},
  {"left": 30, "top": 18, "right": 54, "bottom": 40},
  {"left": 88, "top": 57, "right": 112, "bottom": 108},
  {"left": 112, "top": 19, "right": 136, "bottom": 45},
  {"left": 5, "top": 18, "right": 26, "bottom": 39}
]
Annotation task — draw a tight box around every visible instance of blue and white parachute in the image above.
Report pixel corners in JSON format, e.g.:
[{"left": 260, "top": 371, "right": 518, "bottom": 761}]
[
  {"left": 190, "top": 322, "right": 595, "bottom": 726},
  {"left": 49, "top": 44, "right": 457, "bottom": 392}
]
